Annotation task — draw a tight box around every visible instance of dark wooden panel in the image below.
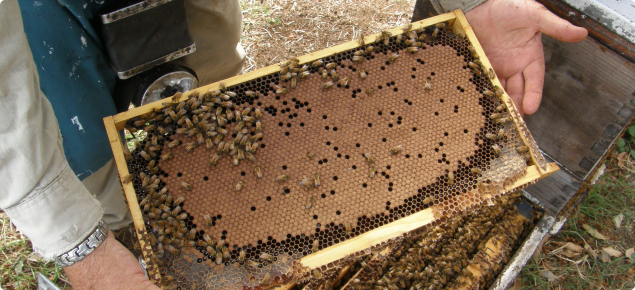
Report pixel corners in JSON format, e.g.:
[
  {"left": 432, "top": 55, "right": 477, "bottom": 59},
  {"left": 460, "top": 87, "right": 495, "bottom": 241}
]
[
  {"left": 412, "top": 0, "right": 439, "bottom": 22},
  {"left": 524, "top": 35, "right": 635, "bottom": 178},
  {"left": 536, "top": 0, "right": 635, "bottom": 64},
  {"left": 524, "top": 162, "right": 582, "bottom": 214}
]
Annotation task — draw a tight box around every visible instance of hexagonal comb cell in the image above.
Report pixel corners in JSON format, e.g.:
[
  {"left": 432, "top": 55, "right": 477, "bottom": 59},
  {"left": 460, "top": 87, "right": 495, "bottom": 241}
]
[{"left": 110, "top": 14, "right": 553, "bottom": 290}]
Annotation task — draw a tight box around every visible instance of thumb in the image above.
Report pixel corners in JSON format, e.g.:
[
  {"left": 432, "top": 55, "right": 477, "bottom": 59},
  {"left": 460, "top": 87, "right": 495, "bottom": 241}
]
[{"left": 532, "top": 3, "right": 588, "bottom": 42}]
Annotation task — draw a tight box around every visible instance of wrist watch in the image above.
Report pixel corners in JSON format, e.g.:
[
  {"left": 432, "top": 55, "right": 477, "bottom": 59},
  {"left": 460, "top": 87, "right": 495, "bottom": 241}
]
[{"left": 54, "top": 219, "right": 109, "bottom": 267}]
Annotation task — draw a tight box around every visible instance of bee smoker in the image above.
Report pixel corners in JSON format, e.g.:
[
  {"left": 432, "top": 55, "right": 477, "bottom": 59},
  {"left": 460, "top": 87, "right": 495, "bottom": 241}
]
[{"left": 97, "top": 0, "right": 199, "bottom": 112}]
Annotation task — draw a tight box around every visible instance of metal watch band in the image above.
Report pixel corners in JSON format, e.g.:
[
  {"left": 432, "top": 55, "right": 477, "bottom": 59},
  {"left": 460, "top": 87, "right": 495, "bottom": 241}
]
[{"left": 54, "top": 220, "right": 109, "bottom": 267}]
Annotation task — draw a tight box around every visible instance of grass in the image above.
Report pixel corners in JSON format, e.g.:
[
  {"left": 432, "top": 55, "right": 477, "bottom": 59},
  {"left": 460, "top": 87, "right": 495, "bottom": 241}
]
[
  {"left": 0, "top": 212, "right": 71, "bottom": 289},
  {"left": 519, "top": 128, "right": 635, "bottom": 290}
]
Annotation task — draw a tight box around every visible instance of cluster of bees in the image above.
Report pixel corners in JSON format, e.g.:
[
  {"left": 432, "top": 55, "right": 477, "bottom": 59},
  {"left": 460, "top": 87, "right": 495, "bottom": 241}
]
[
  {"left": 298, "top": 192, "right": 534, "bottom": 290},
  {"left": 121, "top": 80, "right": 271, "bottom": 283}
]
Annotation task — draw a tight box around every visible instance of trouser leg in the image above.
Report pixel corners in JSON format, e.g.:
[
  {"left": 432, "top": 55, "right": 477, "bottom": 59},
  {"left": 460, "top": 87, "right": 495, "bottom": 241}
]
[
  {"left": 81, "top": 159, "right": 132, "bottom": 230},
  {"left": 181, "top": 0, "right": 246, "bottom": 85}
]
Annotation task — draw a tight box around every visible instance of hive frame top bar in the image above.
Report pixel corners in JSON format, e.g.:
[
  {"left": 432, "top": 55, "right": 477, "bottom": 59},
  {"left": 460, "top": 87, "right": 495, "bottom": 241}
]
[{"left": 104, "top": 9, "right": 559, "bottom": 288}]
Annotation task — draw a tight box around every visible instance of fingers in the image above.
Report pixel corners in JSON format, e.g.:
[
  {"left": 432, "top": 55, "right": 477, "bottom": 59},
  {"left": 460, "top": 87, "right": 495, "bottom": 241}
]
[
  {"left": 505, "top": 73, "right": 525, "bottom": 115},
  {"left": 522, "top": 57, "right": 545, "bottom": 115},
  {"left": 532, "top": 1, "right": 588, "bottom": 42}
]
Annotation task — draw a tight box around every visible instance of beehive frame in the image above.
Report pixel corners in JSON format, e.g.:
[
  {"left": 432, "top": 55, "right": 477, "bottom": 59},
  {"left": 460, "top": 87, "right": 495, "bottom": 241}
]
[{"left": 104, "top": 10, "right": 558, "bottom": 289}]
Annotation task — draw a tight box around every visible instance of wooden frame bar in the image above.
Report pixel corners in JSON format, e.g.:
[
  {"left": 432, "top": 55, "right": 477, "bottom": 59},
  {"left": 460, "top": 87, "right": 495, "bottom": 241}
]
[{"left": 103, "top": 10, "right": 559, "bottom": 287}]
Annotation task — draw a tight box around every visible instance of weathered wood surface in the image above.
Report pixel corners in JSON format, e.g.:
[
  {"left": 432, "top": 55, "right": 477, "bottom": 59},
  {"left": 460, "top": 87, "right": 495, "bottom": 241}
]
[
  {"left": 523, "top": 34, "right": 635, "bottom": 213},
  {"left": 526, "top": 35, "right": 635, "bottom": 177}
]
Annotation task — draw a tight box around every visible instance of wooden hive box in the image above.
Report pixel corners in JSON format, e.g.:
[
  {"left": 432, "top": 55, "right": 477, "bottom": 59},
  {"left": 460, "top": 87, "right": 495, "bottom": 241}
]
[{"left": 104, "top": 10, "right": 558, "bottom": 289}]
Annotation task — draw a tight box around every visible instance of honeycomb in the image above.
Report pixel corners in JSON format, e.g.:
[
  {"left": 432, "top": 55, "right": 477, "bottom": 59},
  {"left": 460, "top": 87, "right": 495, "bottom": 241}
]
[
  {"left": 118, "top": 18, "right": 547, "bottom": 290},
  {"left": 303, "top": 192, "right": 540, "bottom": 290}
]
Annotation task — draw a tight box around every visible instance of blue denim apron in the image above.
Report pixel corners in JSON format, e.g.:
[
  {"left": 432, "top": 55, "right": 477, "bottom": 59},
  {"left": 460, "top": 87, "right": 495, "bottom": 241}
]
[{"left": 18, "top": 0, "right": 117, "bottom": 180}]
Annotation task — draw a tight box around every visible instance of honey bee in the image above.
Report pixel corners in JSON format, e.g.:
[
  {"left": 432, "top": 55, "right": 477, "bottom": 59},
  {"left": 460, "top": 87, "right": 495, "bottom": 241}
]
[
  {"left": 330, "top": 70, "right": 339, "bottom": 81},
  {"left": 498, "top": 128, "right": 505, "bottom": 139},
  {"left": 173, "top": 196, "right": 185, "bottom": 205},
  {"left": 380, "top": 30, "right": 391, "bottom": 46},
  {"left": 216, "top": 252, "right": 223, "bottom": 265},
  {"left": 314, "top": 174, "right": 321, "bottom": 187},
  {"left": 167, "top": 245, "right": 179, "bottom": 255},
  {"left": 496, "top": 117, "right": 512, "bottom": 124},
  {"left": 492, "top": 144, "right": 502, "bottom": 156},
  {"left": 242, "top": 115, "right": 255, "bottom": 123},
  {"left": 359, "top": 68, "right": 367, "bottom": 79},
  {"left": 468, "top": 61, "right": 480, "bottom": 70},
  {"left": 495, "top": 104, "right": 506, "bottom": 112},
  {"left": 305, "top": 197, "right": 315, "bottom": 210},
  {"left": 352, "top": 56, "right": 365, "bottom": 62},
  {"left": 312, "top": 269, "right": 323, "bottom": 279},
  {"left": 280, "top": 72, "right": 291, "bottom": 81},
  {"left": 254, "top": 166, "right": 263, "bottom": 179},
  {"left": 177, "top": 213, "right": 188, "bottom": 220},
  {"left": 489, "top": 113, "right": 501, "bottom": 120},
  {"left": 323, "top": 62, "right": 337, "bottom": 70},
  {"left": 252, "top": 132, "right": 263, "bottom": 141},
  {"left": 321, "top": 81, "right": 334, "bottom": 89},
  {"left": 245, "top": 152, "right": 256, "bottom": 162},
  {"left": 365, "top": 46, "right": 374, "bottom": 54},
  {"left": 181, "top": 182, "right": 193, "bottom": 191},
  {"left": 204, "top": 139, "right": 213, "bottom": 150},
  {"left": 300, "top": 176, "right": 314, "bottom": 189},
  {"left": 354, "top": 50, "right": 365, "bottom": 56},
  {"left": 235, "top": 181, "right": 244, "bottom": 192},
  {"left": 217, "top": 128, "right": 228, "bottom": 136},
  {"left": 238, "top": 250, "right": 246, "bottom": 263},
  {"left": 339, "top": 77, "right": 351, "bottom": 87},
  {"left": 369, "top": 167, "right": 377, "bottom": 178},
  {"left": 471, "top": 168, "right": 482, "bottom": 174},
  {"left": 365, "top": 88, "right": 374, "bottom": 95},
  {"left": 322, "top": 70, "right": 328, "bottom": 79},
  {"left": 406, "top": 47, "right": 419, "bottom": 53},
  {"left": 299, "top": 71, "right": 310, "bottom": 78},
  {"left": 184, "top": 142, "right": 197, "bottom": 152},
  {"left": 516, "top": 146, "right": 529, "bottom": 153},
  {"left": 166, "top": 140, "right": 180, "bottom": 149},
  {"left": 250, "top": 142, "right": 259, "bottom": 153},
  {"left": 122, "top": 174, "right": 133, "bottom": 184},
  {"left": 175, "top": 128, "right": 187, "bottom": 135},
  {"left": 489, "top": 68, "right": 496, "bottom": 79},
  {"left": 495, "top": 87, "right": 504, "bottom": 98},
  {"left": 345, "top": 223, "right": 352, "bottom": 235},
  {"left": 276, "top": 174, "right": 289, "bottom": 182},
  {"left": 425, "top": 77, "right": 432, "bottom": 90},
  {"left": 161, "top": 152, "right": 174, "bottom": 161},
  {"left": 390, "top": 145, "right": 404, "bottom": 154},
  {"left": 447, "top": 172, "right": 455, "bottom": 185},
  {"left": 221, "top": 101, "right": 233, "bottom": 108},
  {"left": 423, "top": 196, "right": 434, "bottom": 205},
  {"left": 232, "top": 157, "right": 240, "bottom": 166},
  {"left": 248, "top": 260, "right": 259, "bottom": 269},
  {"left": 362, "top": 152, "right": 375, "bottom": 164},
  {"left": 243, "top": 90, "right": 257, "bottom": 98},
  {"left": 187, "top": 128, "right": 199, "bottom": 137},
  {"left": 485, "top": 133, "right": 498, "bottom": 140},
  {"left": 306, "top": 152, "right": 315, "bottom": 159},
  {"left": 276, "top": 87, "right": 288, "bottom": 95},
  {"left": 482, "top": 89, "right": 495, "bottom": 97},
  {"left": 312, "top": 59, "right": 324, "bottom": 67},
  {"left": 203, "top": 214, "right": 213, "bottom": 226},
  {"left": 388, "top": 53, "right": 399, "bottom": 63}
]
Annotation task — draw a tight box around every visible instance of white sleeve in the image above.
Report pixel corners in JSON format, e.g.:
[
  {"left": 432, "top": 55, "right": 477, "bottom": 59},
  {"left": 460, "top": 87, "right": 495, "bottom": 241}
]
[{"left": 0, "top": 0, "right": 104, "bottom": 261}]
